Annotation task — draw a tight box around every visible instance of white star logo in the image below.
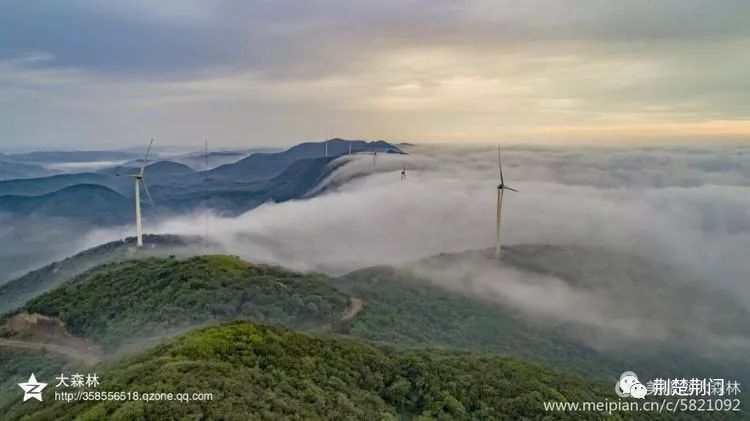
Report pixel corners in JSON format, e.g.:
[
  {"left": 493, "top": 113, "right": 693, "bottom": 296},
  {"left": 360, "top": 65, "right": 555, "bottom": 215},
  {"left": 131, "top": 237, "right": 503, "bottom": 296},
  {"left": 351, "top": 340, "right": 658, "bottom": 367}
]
[{"left": 18, "top": 373, "right": 47, "bottom": 402}]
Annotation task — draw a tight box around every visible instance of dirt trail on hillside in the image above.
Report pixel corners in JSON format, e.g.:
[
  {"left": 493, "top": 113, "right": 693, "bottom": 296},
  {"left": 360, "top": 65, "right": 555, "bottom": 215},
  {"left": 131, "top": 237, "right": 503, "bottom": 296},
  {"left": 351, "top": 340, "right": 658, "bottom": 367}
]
[
  {"left": 0, "top": 339, "right": 102, "bottom": 364},
  {"left": 341, "top": 298, "right": 364, "bottom": 321}
]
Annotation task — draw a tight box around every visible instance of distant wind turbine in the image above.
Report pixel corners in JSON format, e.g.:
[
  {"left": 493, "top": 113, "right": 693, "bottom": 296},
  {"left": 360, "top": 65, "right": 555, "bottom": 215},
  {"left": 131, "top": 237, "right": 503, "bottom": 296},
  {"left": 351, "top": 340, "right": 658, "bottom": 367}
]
[
  {"left": 495, "top": 146, "right": 517, "bottom": 258},
  {"left": 132, "top": 139, "right": 157, "bottom": 247},
  {"left": 325, "top": 140, "right": 328, "bottom": 158}
]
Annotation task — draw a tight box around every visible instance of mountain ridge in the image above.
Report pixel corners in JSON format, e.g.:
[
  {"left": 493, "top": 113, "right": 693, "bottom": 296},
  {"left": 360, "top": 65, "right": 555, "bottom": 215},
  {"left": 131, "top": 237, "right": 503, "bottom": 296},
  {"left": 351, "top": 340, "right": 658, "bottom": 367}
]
[
  {"left": 5, "top": 241, "right": 747, "bottom": 385},
  {"left": 210, "top": 139, "right": 403, "bottom": 182},
  {"left": 0, "top": 235, "right": 205, "bottom": 314},
  {"left": 0, "top": 184, "right": 131, "bottom": 223},
  {"left": 0, "top": 139, "right": 394, "bottom": 223}
]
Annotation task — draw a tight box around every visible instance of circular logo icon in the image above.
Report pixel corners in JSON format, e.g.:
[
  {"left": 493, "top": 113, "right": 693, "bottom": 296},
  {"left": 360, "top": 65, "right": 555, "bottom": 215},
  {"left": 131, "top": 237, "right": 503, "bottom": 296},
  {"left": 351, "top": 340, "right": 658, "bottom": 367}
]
[{"left": 615, "top": 371, "right": 640, "bottom": 398}]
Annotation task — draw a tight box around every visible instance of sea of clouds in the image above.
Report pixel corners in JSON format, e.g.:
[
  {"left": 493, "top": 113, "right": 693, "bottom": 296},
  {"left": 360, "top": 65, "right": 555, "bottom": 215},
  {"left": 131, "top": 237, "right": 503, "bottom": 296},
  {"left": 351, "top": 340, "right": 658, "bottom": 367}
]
[{"left": 3, "top": 143, "right": 749, "bottom": 355}]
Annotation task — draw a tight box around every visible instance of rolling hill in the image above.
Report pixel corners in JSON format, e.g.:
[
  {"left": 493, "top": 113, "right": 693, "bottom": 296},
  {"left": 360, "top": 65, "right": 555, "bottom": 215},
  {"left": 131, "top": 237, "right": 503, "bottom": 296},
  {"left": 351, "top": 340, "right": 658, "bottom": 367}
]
[
  {"left": 12, "top": 256, "right": 349, "bottom": 350},
  {"left": 0, "top": 140, "right": 402, "bottom": 229},
  {"left": 3, "top": 251, "right": 604, "bottom": 375},
  {"left": 338, "top": 245, "right": 750, "bottom": 383},
  {"left": 209, "top": 139, "right": 403, "bottom": 182},
  {"left": 286, "top": 138, "right": 404, "bottom": 159},
  {"left": 0, "top": 161, "right": 193, "bottom": 198},
  {"left": 332, "top": 265, "right": 613, "bottom": 378},
  {"left": 0, "top": 351, "right": 68, "bottom": 417},
  {"left": 0, "top": 172, "right": 121, "bottom": 197},
  {"left": 6, "top": 242, "right": 746, "bottom": 387},
  {"left": 0, "top": 235, "right": 206, "bottom": 314},
  {"left": 170, "top": 151, "right": 250, "bottom": 170},
  {"left": 1, "top": 248, "right": 745, "bottom": 419},
  {"left": 0, "top": 143, "right": 361, "bottom": 223},
  {"left": 0, "top": 160, "right": 57, "bottom": 181},
  {"left": 2, "top": 321, "right": 624, "bottom": 420},
  {"left": 152, "top": 157, "right": 342, "bottom": 214},
  {"left": 0, "top": 184, "right": 131, "bottom": 223}
]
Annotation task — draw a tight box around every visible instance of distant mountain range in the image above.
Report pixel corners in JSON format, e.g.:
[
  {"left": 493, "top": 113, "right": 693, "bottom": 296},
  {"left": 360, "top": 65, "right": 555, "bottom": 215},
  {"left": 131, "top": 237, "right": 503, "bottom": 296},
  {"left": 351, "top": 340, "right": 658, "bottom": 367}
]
[
  {"left": 1, "top": 150, "right": 139, "bottom": 163},
  {"left": 0, "top": 139, "right": 403, "bottom": 278},
  {"left": 0, "top": 184, "right": 131, "bottom": 224},
  {"left": 153, "top": 157, "right": 342, "bottom": 214},
  {"left": 0, "top": 160, "right": 58, "bottom": 181},
  {"left": 169, "top": 148, "right": 281, "bottom": 170},
  {"left": 210, "top": 138, "right": 403, "bottom": 182},
  {"left": 100, "top": 160, "right": 195, "bottom": 177},
  {"left": 0, "top": 172, "right": 120, "bottom": 196},
  {"left": 0, "top": 139, "right": 403, "bottom": 223}
]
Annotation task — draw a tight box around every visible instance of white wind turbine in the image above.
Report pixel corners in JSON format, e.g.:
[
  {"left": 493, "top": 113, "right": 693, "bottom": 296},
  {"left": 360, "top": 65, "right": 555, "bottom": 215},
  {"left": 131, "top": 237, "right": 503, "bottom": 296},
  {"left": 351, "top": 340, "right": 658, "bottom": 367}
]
[
  {"left": 495, "top": 146, "right": 517, "bottom": 258},
  {"left": 131, "top": 139, "right": 157, "bottom": 247}
]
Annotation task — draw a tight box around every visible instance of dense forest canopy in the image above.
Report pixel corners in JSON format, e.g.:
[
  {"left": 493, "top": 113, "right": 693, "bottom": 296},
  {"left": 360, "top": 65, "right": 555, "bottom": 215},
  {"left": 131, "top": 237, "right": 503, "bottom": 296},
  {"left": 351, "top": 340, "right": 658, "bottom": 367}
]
[
  {"left": 14, "top": 256, "right": 348, "bottom": 350},
  {"left": 3, "top": 321, "right": 627, "bottom": 420}
]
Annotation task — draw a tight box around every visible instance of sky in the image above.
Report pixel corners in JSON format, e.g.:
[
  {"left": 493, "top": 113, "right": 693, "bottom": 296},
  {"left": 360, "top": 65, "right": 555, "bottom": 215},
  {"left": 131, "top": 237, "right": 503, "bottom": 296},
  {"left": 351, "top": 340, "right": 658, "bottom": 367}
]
[{"left": 2, "top": 1, "right": 750, "bottom": 149}]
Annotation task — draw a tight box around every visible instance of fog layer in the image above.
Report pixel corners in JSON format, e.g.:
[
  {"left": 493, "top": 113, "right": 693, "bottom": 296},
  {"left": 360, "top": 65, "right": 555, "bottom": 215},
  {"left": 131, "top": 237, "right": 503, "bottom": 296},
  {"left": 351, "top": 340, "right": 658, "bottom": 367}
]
[{"left": 4, "top": 144, "right": 749, "bottom": 354}]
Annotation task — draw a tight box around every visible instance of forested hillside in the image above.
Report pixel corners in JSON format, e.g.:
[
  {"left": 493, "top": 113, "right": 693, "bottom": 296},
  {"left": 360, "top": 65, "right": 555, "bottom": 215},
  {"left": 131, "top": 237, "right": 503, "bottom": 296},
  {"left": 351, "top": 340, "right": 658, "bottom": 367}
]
[
  {"left": 334, "top": 266, "right": 621, "bottom": 378},
  {"left": 6, "top": 247, "right": 745, "bottom": 385},
  {"left": 335, "top": 259, "right": 750, "bottom": 384},
  {"left": 4, "top": 321, "right": 626, "bottom": 420},
  {"left": 1, "top": 254, "right": 745, "bottom": 419},
  {"left": 0, "top": 351, "right": 68, "bottom": 416},
  {"left": 0, "top": 235, "right": 204, "bottom": 313},
  {"left": 12, "top": 256, "right": 349, "bottom": 350}
]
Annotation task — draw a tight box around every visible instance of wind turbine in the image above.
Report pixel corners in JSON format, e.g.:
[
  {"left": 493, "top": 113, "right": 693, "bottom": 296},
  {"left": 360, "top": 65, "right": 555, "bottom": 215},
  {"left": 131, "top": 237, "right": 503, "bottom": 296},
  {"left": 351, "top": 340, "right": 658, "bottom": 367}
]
[
  {"left": 132, "top": 139, "right": 156, "bottom": 247},
  {"left": 495, "top": 146, "right": 517, "bottom": 258},
  {"left": 325, "top": 140, "right": 328, "bottom": 157}
]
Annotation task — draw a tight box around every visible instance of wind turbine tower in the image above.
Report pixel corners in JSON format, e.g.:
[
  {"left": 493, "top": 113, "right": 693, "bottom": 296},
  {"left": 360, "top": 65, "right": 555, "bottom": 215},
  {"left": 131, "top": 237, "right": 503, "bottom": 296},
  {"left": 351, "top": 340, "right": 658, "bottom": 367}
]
[
  {"left": 325, "top": 140, "right": 328, "bottom": 157},
  {"left": 495, "top": 146, "right": 518, "bottom": 258},
  {"left": 132, "top": 139, "right": 156, "bottom": 247}
]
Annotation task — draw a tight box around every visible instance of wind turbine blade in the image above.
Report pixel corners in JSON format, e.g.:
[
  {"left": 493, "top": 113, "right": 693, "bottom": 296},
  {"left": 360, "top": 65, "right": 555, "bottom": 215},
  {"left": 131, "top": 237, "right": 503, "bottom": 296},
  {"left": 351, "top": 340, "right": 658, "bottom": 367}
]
[
  {"left": 497, "top": 145, "right": 504, "bottom": 185},
  {"left": 140, "top": 179, "right": 158, "bottom": 212},
  {"left": 140, "top": 139, "right": 154, "bottom": 177},
  {"left": 504, "top": 186, "right": 519, "bottom": 192}
]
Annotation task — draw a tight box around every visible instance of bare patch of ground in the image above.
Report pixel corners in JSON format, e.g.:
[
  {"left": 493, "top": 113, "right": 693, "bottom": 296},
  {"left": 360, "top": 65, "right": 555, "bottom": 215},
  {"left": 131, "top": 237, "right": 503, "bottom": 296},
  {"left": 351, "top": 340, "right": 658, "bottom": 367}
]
[
  {"left": 341, "top": 298, "right": 364, "bottom": 321},
  {"left": 2, "top": 313, "right": 103, "bottom": 363}
]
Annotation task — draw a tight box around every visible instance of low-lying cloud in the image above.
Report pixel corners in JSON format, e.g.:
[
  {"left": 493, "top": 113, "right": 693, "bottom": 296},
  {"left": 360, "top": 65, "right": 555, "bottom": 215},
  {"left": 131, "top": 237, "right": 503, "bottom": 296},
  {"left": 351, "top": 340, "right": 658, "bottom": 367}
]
[
  {"left": 113, "top": 145, "right": 749, "bottom": 291},
  {"left": 6, "top": 144, "right": 749, "bottom": 355}
]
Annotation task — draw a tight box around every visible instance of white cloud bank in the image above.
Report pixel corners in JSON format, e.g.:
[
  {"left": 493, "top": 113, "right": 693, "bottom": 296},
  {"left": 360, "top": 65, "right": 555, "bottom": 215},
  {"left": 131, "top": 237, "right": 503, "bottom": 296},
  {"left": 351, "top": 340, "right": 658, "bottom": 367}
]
[{"left": 76, "top": 144, "right": 750, "bottom": 353}]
